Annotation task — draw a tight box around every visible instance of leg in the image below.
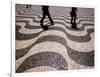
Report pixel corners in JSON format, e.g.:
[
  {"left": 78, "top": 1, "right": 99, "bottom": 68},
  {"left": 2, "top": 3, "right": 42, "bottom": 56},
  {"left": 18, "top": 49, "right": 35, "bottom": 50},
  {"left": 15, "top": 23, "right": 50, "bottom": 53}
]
[
  {"left": 26, "top": 5, "right": 31, "bottom": 8},
  {"left": 72, "top": 16, "right": 78, "bottom": 29},
  {"left": 47, "top": 12, "right": 54, "bottom": 25},
  {"left": 71, "top": 16, "right": 74, "bottom": 24},
  {"left": 26, "top": 5, "right": 28, "bottom": 8},
  {"left": 40, "top": 12, "right": 49, "bottom": 30},
  {"left": 74, "top": 15, "right": 76, "bottom": 24},
  {"left": 40, "top": 13, "right": 46, "bottom": 25}
]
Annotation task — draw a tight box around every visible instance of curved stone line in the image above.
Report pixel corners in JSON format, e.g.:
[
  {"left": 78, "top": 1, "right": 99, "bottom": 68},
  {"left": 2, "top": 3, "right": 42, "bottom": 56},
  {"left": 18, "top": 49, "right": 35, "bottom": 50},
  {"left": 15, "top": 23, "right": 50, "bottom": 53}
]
[
  {"left": 16, "top": 17, "right": 40, "bottom": 24},
  {"left": 25, "top": 24, "right": 41, "bottom": 29},
  {"left": 16, "top": 29, "right": 67, "bottom": 49},
  {"left": 16, "top": 14, "right": 94, "bottom": 31},
  {"left": 16, "top": 20, "right": 41, "bottom": 29},
  {"left": 38, "top": 15, "right": 93, "bottom": 24},
  {"left": 16, "top": 41, "right": 68, "bottom": 69},
  {"left": 35, "top": 17, "right": 93, "bottom": 32},
  {"left": 16, "top": 19, "right": 94, "bottom": 33},
  {"left": 55, "top": 21, "right": 93, "bottom": 32},
  {"left": 16, "top": 14, "right": 94, "bottom": 23},
  {"left": 16, "top": 25, "right": 94, "bottom": 50},
  {"left": 16, "top": 17, "right": 94, "bottom": 35},
  {"left": 49, "top": 18, "right": 94, "bottom": 26},
  {"left": 82, "top": 23, "right": 94, "bottom": 26},
  {"left": 16, "top": 35, "right": 94, "bottom": 66},
  {"left": 16, "top": 13, "right": 42, "bottom": 19},
  {"left": 53, "top": 14, "right": 94, "bottom": 20},
  {"left": 37, "top": 19, "right": 94, "bottom": 31},
  {"left": 16, "top": 15, "right": 94, "bottom": 28},
  {"left": 17, "top": 12, "right": 42, "bottom": 16},
  {"left": 17, "top": 29, "right": 92, "bottom": 55},
  {"left": 16, "top": 14, "right": 69, "bottom": 22},
  {"left": 16, "top": 20, "right": 94, "bottom": 42},
  {"left": 16, "top": 25, "right": 43, "bottom": 40},
  {"left": 16, "top": 44, "right": 33, "bottom": 60},
  {"left": 16, "top": 35, "right": 67, "bottom": 60},
  {"left": 67, "top": 47, "right": 94, "bottom": 66},
  {"left": 16, "top": 22, "right": 94, "bottom": 42},
  {"left": 35, "top": 20, "right": 94, "bottom": 33},
  {"left": 16, "top": 25, "right": 21, "bottom": 32},
  {"left": 50, "top": 21, "right": 94, "bottom": 36},
  {"left": 16, "top": 12, "right": 94, "bottom": 20},
  {"left": 16, "top": 14, "right": 94, "bottom": 29},
  {"left": 49, "top": 26, "right": 94, "bottom": 42},
  {"left": 33, "top": 35, "right": 94, "bottom": 66},
  {"left": 24, "top": 66, "right": 57, "bottom": 72},
  {"left": 29, "top": 35, "right": 94, "bottom": 66},
  {"left": 32, "top": 35, "right": 93, "bottom": 53},
  {"left": 16, "top": 23, "right": 42, "bottom": 35},
  {"left": 16, "top": 21, "right": 93, "bottom": 38},
  {"left": 16, "top": 28, "right": 93, "bottom": 50},
  {"left": 49, "top": 21, "right": 94, "bottom": 32},
  {"left": 16, "top": 52, "right": 68, "bottom": 73},
  {"left": 51, "top": 17, "right": 94, "bottom": 26},
  {"left": 16, "top": 14, "right": 42, "bottom": 24}
]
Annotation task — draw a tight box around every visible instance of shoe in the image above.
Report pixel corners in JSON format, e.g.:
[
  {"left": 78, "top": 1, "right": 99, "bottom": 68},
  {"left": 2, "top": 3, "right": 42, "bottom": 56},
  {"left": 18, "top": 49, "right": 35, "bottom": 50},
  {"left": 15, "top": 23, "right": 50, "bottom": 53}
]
[
  {"left": 40, "top": 23, "right": 43, "bottom": 27},
  {"left": 71, "top": 23, "right": 79, "bottom": 30},
  {"left": 51, "top": 22, "right": 54, "bottom": 25},
  {"left": 51, "top": 23, "right": 54, "bottom": 25},
  {"left": 71, "top": 26, "right": 79, "bottom": 30}
]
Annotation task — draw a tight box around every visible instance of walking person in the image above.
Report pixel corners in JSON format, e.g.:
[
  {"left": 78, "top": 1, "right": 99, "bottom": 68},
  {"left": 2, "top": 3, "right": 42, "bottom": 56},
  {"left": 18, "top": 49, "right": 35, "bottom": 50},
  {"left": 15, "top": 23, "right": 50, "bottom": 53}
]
[
  {"left": 40, "top": 5, "right": 54, "bottom": 30},
  {"left": 70, "top": 7, "right": 78, "bottom": 29},
  {"left": 26, "top": 4, "right": 31, "bottom": 8}
]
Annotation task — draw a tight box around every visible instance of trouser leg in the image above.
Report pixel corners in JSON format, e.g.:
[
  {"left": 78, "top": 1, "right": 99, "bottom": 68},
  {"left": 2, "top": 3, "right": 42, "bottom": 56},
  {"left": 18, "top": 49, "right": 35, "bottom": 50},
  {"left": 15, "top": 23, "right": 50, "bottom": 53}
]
[
  {"left": 47, "top": 12, "right": 54, "bottom": 24},
  {"left": 40, "top": 13, "right": 46, "bottom": 25},
  {"left": 74, "top": 15, "right": 76, "bottom": 24},
  {"left": 71, "top": 16, "right": 73, "bottom": 24}
]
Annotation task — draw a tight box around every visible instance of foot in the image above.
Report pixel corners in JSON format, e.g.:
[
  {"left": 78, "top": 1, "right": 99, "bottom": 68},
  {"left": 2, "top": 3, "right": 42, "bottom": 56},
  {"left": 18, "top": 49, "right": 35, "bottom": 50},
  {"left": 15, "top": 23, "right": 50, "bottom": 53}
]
[
  {"left": 71, "top": 26, "right": 79, "bottom": 30},
  {"left": 29, "top": 5, "right": 31, "bottom": 7},
  {"left": 51, "top": 22, "right": 54, "bottom": 25},
  {"left": 40, "top": 23, "right": 43, "bottom": 26}
]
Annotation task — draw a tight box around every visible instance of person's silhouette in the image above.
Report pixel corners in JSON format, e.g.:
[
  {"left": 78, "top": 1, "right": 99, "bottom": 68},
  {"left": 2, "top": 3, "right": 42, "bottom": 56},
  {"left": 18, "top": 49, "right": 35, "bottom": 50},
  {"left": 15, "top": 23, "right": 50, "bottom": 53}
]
[
  {"left": 40, "top": 6, "right": 54, "bottom": 30},
  {"left": 26, "top": 4, "right": 31, "bottom": 8},
  {"left": 70, "top": 7, "right": 78, "bottom": 29}
]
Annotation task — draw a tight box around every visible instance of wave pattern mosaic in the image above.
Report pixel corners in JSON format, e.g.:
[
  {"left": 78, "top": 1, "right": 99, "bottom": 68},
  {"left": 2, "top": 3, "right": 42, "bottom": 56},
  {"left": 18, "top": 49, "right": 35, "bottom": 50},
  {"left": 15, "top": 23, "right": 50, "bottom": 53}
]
[{"left": 15, "top": 4, "right": 94, "bottom": 73}]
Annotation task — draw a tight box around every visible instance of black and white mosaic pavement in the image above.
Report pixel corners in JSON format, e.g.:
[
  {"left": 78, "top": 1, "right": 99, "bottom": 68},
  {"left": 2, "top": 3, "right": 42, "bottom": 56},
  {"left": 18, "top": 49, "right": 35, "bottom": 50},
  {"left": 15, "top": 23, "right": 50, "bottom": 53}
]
[{"left": 15, "top": 4, "right": 94, "bottom": 73}]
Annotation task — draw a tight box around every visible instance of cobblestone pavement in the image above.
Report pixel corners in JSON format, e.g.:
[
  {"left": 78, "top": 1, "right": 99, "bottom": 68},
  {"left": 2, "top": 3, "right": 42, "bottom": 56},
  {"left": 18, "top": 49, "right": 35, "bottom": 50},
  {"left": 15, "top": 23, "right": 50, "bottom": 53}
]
[{"left": 15, "top": 4, "right": 94, "bottom": 73}]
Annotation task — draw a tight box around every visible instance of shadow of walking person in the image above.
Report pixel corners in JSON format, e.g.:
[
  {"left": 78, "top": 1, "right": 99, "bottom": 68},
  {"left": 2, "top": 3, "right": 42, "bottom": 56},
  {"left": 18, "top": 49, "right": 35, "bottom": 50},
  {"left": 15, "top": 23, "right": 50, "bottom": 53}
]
[
  {"left": 70, "top": 7, "right": 79, "bottom": 30},
  {"left": 40, "top": 5, "right": 54, "bottom": 30}
]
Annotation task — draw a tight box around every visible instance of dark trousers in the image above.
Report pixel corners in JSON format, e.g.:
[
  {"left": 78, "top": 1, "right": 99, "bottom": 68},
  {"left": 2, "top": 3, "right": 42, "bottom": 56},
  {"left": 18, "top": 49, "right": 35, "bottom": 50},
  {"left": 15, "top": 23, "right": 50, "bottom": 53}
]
[
  {"left": 71, "top": 15, "right": 76, "bottom": 24},
  {"left": 40, "top": 11, "right": 54, "bottom": 25}
]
